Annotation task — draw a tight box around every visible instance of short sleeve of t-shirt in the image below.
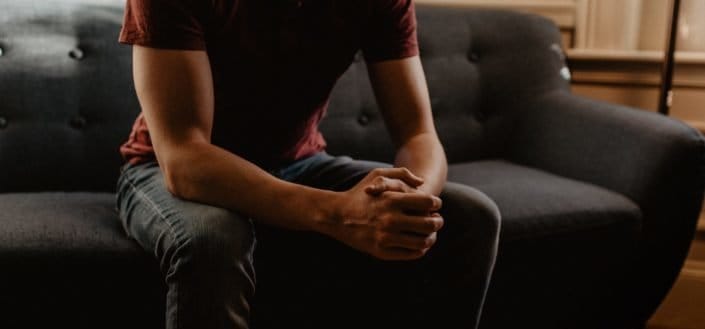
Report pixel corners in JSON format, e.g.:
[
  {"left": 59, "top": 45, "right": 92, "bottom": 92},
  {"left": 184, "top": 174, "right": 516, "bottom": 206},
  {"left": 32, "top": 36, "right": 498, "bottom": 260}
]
[
  {"left": 361, "top": 0, "right": 419, "bottom": 62},
  {"left": 119, "top": 0, "right": 207, "bottom": 50}
]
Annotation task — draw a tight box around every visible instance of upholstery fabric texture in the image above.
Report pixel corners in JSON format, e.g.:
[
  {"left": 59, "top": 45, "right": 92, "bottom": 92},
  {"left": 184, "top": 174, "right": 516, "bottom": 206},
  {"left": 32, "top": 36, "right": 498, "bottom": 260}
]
[
  {"left": 0, "top": 193, "right": 164, "bottom": 329},
  {"left": 0, "top": 1, "right": 703, "bottom": 329}
]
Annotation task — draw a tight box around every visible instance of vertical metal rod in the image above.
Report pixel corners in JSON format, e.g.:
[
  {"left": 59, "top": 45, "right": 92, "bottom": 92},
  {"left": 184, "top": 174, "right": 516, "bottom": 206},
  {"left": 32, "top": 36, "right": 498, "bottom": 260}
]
[{"left": 659, "top": 0, "right": 682, "bottom": 115}]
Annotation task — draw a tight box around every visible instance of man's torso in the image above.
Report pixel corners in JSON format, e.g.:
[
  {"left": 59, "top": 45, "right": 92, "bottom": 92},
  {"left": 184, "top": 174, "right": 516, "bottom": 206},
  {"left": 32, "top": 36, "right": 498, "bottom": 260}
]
[{"left": 119, "top": 0, "right": 417, "bottom": 168}]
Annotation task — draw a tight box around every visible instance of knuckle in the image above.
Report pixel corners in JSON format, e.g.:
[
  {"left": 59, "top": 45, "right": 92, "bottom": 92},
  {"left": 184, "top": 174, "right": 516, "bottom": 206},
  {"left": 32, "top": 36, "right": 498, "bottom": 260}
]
[
  {"left": 373, "top": 176, "right": 386, "bottom": 184},
  {"left": 383, "top": 193, "right": 399, "bottom": 204},
  {"left": 423, "top": 218, "right": 435, "bottom": 231},
  {"left": 375, "top": 231, "right": 391, "bottom": 245},
  {"left": 425, "top": 236, "right": 436, "bottom": 248},
  {"left": 425, "top": 195, "right": 439, "bottom": 206},
  {"left": 427, "top": 217, "right": 442, "bottom": 231},
  {"left": 436, "top": 217, "right": 445, "bottom": 230},
  {"left": 378, "top": 213, "right": 394, "bottom": 227}
]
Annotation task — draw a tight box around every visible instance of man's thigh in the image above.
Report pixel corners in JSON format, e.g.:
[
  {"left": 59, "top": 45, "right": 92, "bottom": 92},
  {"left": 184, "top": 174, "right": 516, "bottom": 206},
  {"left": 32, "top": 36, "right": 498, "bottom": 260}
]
[
  {"left": 277, "top": 152, "right": 392, "bottom": 191},
  {"left": 116, "top": 162, "right": 256, "bottom": 274}
]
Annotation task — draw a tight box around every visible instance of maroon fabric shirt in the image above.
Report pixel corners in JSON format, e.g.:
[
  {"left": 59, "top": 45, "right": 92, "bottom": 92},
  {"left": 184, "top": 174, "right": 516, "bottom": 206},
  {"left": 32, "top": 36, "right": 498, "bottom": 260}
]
[{"left": 119, "top": 0, "right": 419, "bottom": 169}]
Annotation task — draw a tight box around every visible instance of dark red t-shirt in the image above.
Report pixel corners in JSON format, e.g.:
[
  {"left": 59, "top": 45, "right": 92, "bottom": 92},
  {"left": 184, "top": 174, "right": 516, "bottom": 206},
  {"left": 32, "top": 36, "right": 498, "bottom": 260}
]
[{"left": 119, "top": 0, "right": 419, "bottom": 169}]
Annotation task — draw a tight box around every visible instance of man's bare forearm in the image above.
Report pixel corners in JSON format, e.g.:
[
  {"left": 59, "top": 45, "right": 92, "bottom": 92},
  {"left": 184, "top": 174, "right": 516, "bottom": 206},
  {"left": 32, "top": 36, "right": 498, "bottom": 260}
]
[
  {"left": 162, "top": 141, "right": 339, "bottom": 232},
  {"left": 365, "top": 56, "right": 446, "bottom": 196},
  {"left": 393, "top": 132, "right": 448, "bottom": 196}
]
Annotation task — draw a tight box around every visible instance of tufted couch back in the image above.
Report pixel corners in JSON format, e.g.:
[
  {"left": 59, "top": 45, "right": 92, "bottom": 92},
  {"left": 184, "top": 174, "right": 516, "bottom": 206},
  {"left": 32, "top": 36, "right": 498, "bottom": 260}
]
[
  {"left": 0, "top": 0, "right": 569, "bottom": 193},
  {"left": 0, "top": 0, "right": 139, "bottom": 192},
  {"left": 323, "top": 5, "right": 570, "bottom": 164}
]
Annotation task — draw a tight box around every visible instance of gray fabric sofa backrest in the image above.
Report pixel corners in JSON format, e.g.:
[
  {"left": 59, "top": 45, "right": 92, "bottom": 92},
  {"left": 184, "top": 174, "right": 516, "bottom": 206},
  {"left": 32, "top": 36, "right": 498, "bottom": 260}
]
[
  {"left": 0, "top": 0, "right": 569, "bottom": 193},
  {"left": 322, "top": 5, "right": 571, "bottom": 163},
  {"left": 0, "top": 0, "right": 138, "bottom": 192}
]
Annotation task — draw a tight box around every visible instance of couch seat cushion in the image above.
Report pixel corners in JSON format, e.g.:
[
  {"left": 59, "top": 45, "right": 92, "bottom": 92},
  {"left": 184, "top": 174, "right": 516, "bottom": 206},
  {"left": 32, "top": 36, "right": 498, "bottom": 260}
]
[
  {"left": 449, "top": 160, "right": 641, "bottom": 241},
  {"left": 0, "top": 192, "right": 163, "bottom": 329},
  {"left": 448, "top": 160, "right": 641, "bottom": 328},
  {"left": 1, "top": 193, "right": 132, "bottom": 254}
]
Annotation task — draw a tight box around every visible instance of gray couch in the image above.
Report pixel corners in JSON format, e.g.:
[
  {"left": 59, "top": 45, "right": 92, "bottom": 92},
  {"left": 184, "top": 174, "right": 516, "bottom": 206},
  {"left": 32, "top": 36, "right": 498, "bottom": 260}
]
[{"left": 1, "top": 1, "right": 704, "bottom": 328}]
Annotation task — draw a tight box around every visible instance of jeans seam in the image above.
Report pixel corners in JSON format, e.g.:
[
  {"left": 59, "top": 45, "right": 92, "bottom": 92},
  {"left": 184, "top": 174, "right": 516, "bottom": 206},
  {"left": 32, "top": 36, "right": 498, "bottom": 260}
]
[
  {"left": 120, "top": 173, "right": 184, "bottom": 329},
  {"left": 121, "top": 173, "right": 188, "bottom": 264}
]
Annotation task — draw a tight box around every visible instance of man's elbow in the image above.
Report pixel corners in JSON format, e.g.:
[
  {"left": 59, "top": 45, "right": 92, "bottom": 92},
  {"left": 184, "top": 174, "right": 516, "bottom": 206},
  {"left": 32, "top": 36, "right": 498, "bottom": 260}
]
[
  {"left": 157, "top": 140, "right": 212, "bottom": 200},
  {"left": 161, "top": 159, "right": 196, "bottom": 200}
]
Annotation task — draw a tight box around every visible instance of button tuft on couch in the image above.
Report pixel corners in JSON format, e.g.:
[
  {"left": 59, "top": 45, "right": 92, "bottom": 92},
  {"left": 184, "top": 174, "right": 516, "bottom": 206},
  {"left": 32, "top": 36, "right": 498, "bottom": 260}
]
[
  {"left": 357, "top": 113, "right": 370, "bottom": 126},
  {"left": 69, "top": 116, "right": 87, "bottom": 129},
  {"left": 68, "top": 47, "right": 84, "bottom": 60}
]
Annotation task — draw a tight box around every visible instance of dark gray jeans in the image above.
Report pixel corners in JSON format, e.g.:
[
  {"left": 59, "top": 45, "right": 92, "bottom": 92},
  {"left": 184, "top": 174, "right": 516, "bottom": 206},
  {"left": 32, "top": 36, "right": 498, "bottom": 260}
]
[{"left": 116, "top": 152, "right": 500, "bottom": 329}]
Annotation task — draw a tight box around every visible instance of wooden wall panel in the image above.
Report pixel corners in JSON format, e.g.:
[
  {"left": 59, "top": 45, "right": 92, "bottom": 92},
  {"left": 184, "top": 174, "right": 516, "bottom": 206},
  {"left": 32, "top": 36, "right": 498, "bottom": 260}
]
[{"left": 416, "top": 0, "right": 705, "bottom": 126}]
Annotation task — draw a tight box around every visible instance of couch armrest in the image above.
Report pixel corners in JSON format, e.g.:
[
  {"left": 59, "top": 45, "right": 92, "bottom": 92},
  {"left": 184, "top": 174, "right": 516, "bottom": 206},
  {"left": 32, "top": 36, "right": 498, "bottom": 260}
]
[
  {"left": 508, "top": 89, "right": 705, "bottom": 325},
  {"left": 509, "top": 90, "right": 705, "bottom": 206}
]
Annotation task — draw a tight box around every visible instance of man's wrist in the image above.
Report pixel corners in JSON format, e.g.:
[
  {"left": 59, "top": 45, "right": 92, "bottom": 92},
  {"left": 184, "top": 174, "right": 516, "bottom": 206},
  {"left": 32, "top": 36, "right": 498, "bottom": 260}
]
[
  {"left": 416, "top": 181, "right": 445, "bottom": 197},
  {"left": 308, "top": 189, "right": 344, "bottom": 236}
]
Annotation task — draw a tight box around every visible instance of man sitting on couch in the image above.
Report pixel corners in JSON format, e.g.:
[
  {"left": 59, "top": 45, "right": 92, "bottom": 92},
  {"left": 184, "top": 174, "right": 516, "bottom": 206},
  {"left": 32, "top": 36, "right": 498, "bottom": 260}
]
[{"left": 116, "top": 0, "right": 499, "bottom": 328}]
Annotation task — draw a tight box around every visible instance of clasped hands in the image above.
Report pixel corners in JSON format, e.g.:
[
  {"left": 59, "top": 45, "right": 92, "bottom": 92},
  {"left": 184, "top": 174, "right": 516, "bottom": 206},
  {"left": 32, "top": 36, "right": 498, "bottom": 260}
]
[{"left": 333, "top": 167, "right": 444, "bottom": 261}]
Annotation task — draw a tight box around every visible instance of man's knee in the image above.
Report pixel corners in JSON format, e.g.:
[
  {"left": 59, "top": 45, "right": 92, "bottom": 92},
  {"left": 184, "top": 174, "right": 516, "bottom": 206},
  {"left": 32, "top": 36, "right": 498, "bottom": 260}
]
[
  {"left": 161, "top": 206, "right": 255, "bottom": 329},
  {"left": 440, "top": 182, "right": 501, "bottom": 243},
  {"left": 168, "top": 205, "right": 256, "bottom": 278}
]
